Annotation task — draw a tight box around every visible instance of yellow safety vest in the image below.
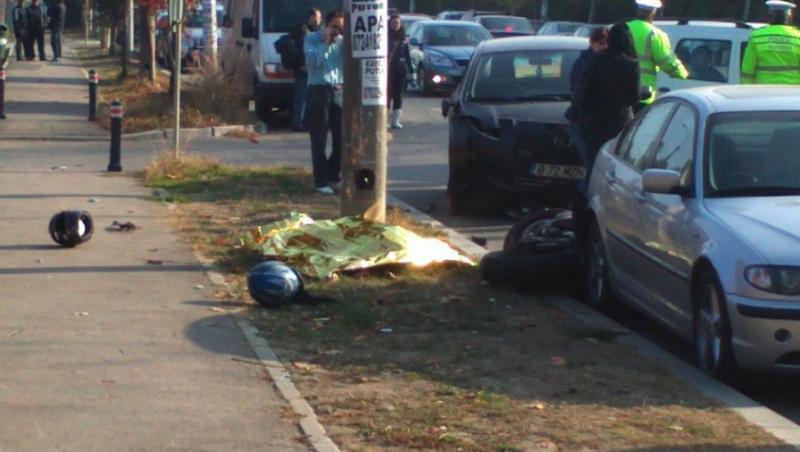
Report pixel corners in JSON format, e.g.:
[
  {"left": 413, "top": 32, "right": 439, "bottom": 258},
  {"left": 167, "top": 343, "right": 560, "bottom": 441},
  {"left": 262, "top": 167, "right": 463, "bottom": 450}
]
[
  {"left": 742, "top": 24, "right": 800, "bottom": 85},
  {"left": 627, "top": 19, "right": 689, "bottom": 104}
]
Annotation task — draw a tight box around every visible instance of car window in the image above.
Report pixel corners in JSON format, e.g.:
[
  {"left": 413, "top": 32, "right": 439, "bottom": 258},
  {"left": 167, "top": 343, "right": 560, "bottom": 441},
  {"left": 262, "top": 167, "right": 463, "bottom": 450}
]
[
  {"left": 675, "top": 39, "right": 731, "bottom": 83},
  {"left": 424, "top": 26, "right": 491, "bottom": 46},
  {"left": 619, "top": 102, "right": 676, "bottom": 170},
  {"left": 706, "top": 112, "right": 800, "bottom": 195},
  {"left": 651, "top": 105, "right": 697, "bottom": 184},
  {"left": 412, "top": 25, "right": 424, "bottom": 44},
  {"left": 468, "top": 49, "right": 580, "bottom": 102}
]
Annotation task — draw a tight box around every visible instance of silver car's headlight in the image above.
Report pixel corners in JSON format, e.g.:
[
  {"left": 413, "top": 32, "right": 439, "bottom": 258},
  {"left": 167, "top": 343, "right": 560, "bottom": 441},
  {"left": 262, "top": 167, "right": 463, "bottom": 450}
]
[
  {"left": 745, "top": 266, "right": 800, "bottom": 295},
  {"left": 429, "top": 54, "right": 455, "bottom": 68}
]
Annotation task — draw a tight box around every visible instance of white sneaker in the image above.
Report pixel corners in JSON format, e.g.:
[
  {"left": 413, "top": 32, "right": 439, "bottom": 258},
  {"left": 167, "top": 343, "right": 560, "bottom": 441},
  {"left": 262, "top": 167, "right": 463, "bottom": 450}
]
[
  {"left": 390, "top": 110, "right": 403, "bottom": 129},
  {"left": 316, "top": 186, "right": 335, "bottom": 195}
]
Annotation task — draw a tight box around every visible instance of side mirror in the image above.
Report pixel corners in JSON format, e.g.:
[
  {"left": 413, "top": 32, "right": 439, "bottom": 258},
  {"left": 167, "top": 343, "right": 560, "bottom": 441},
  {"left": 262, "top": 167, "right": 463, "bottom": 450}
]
[
  {"left": 241, "top": 17, "right": 257, "bottom": 38},
  {"left": 442, "top": 98, "right": 451, "bottom": 117},
  {"left": 639, "top": 86, "right": 654, "bottom": 101},
  {"left": 642, "top": 169, "right": 682, "bottom": 195}
]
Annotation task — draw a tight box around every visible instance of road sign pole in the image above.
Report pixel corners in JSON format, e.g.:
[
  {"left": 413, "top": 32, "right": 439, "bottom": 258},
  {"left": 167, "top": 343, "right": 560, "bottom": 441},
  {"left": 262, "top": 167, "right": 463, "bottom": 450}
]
[
  {"left": 170, "top": 0, "right": 184, "bottom": 159},
  {"left": 341, "top": 0, "right": 388, "bottom": 222}
]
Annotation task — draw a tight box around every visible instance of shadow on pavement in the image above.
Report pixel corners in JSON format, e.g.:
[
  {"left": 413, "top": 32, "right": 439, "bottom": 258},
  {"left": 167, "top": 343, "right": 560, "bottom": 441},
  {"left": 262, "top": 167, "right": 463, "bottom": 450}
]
[
  {"left": 185, "top": 312, "right": 256, "bottom": 359},
  {"left": 10, "top": 76, "right": 87, "bottom": 86},
  {"left": 0, "top": 264, "right": 203, "bottom": 274},
  {"left": 0, "top": 244, "right": 61, "bottom": 251},
  {"left": 182, "top": 300, "right": 254, "bottom": 308},
  {"left": 0, "top": 193, "right": 144, "bottom": 200},
  {"left": 4, "top": 100, "right": 86, "bottom": 115}
]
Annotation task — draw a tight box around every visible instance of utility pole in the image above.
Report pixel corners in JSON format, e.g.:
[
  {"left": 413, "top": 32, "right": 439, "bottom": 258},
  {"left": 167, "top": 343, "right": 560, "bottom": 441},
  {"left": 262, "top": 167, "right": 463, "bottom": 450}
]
[
  {"left": 169, "top": 0, "right": 184, "bottom": 157},
  {"left": 127, "top": 0, "right": 134, "bottom": 53},
  {"left": 342, "top": 0, "right": 388, "bottom": 222},
  {"left": 203, "top": 0, "right": 217, "bottom": 68},
  {"left": 541, "top": 0, "right": 549, "bottom": 21}
]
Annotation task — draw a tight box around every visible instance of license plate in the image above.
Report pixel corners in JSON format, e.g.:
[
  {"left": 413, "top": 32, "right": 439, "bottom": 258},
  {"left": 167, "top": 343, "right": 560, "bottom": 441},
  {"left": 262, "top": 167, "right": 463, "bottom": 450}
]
[{"left": 531, "top": 164, "right": 586, "bottom": 180}]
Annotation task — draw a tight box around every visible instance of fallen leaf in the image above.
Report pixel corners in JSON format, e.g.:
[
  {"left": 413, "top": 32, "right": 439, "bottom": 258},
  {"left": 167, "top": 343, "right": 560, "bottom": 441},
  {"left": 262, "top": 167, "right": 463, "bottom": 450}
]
[
  {"left": 146, "top": 259, "right": 163, "bottom": 265},
  {"left": 550, "top": 356, "right": 567, "bottom": 366},
  {"left": 292, "top": 361, "right": 318, "bottom": 372},
  {"left": 529, "top": 401, "right": 546, "bottom": 410},
  {"left": 209, "top": 307, "right": 226, "bottom": 313},
  {"left": 101, "top": 380, "right": 116, "bottom": 384},
  {"left": 669, "top": 425, "right": 684, "bottom": 431}
]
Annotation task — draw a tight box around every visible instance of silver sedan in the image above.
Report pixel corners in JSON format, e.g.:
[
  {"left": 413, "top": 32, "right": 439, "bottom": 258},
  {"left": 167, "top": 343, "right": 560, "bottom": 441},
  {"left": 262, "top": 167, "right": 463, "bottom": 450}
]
[{"left": 586, "top": 85, "right": 800, "bottom": 378}]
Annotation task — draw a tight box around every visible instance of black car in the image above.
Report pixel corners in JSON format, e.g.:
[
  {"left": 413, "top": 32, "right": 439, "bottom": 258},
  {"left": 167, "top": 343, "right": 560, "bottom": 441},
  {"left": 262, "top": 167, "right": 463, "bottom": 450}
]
[
  {"left": 442, "top": 36, "right": 589, "bottom": 213},
  {"left": 471, "top": 15, "right": 536, "bottom": 38}
]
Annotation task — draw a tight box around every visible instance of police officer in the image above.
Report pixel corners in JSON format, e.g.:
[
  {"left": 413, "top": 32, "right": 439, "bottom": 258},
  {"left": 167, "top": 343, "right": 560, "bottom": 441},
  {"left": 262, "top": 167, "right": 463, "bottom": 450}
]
[
  {"left": 741, "top": 1, "right": 800, "bottom": 85},
  {"left": 627, "top": 0, "right": 688, "bottom": 111}
]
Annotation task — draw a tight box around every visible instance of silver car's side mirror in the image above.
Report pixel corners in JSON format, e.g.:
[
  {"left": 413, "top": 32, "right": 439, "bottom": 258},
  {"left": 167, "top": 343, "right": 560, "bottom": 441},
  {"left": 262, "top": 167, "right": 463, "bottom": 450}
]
[{"left": 642, "top": 169, "right": 682, "bottom": 195}]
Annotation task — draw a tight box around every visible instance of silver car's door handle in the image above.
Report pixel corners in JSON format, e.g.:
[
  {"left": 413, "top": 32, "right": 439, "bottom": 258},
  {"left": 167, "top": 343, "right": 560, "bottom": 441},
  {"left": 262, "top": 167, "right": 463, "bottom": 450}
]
[{"left": 604, "top": 169, "right": 616, "bottom": 184}]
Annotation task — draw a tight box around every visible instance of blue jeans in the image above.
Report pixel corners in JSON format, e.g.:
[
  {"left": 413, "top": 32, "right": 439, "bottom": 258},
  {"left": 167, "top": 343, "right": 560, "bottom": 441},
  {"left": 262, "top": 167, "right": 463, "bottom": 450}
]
[
  {"left": 570, "top": 121, "right": 593, "bottom": 196},
  {"left": 50, "top": 30, "right": 62, "bottom": 59},
  {"left": 292, "top": 75, "right": 308, "bottom": 130}
]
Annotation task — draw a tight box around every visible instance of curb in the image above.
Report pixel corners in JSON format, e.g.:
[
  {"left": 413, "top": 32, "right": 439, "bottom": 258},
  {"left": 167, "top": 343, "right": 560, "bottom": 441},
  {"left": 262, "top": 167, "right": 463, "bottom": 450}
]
[
  {"left": 192, "top": 251, "right": 340, "bottom": 452},
  {"left": 387, "top": 195, "right": 800, "bottom": 448}
]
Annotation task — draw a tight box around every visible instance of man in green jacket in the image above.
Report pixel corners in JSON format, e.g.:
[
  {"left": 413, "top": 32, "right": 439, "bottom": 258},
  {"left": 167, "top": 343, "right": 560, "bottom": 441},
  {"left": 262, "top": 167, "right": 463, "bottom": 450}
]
[
  {"left": 627, "top": 0, "right": 688, "bottom": 110},
  {"left": 742, "top": 0, "right": 800, "bottom": 85}
]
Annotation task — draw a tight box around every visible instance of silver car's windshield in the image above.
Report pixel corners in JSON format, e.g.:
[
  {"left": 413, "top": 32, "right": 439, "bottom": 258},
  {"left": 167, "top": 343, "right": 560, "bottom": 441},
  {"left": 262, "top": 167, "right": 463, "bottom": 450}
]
[
  {"left": 707, "top": 112, "right": 800, "bottom": 197},
  {"left": 424, "top": 26, "right": 492, "bottom": 46},
  {"left": 468, "top": 49, "right": 579, "bottom": 103}
]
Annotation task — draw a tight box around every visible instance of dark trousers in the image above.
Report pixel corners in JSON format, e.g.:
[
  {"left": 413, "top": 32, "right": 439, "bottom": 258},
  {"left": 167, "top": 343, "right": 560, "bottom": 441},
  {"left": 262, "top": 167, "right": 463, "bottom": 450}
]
[
  {"left": 388, "top": 68, "right": 407, "bottom": 111},
  {"left": 304, "top": 85, "right": 342, "bottom": 188},
  {"left": 50, "top": 30, "right": 62, "bottom": 59},
  {"left": 31, "top": 30, "right": 45, "bottom": 60},
  {"left": 291, "top": 75, "right": 308, "bottom": 130},
  {"left": 14, "top": 33, "right": 26, "bottom": 60}
]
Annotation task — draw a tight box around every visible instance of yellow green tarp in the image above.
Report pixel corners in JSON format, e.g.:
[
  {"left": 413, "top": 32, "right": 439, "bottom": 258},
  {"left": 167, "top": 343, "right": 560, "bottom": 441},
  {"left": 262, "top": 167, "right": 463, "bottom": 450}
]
[{"left": 242, "top": 212, "right": 474, "bottom": 279}]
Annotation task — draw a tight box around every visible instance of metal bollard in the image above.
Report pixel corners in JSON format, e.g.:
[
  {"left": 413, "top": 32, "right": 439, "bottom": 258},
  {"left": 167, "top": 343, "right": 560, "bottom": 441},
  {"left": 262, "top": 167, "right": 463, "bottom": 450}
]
[
  {"left": 0, "top": 68, "right": 6, "bottom": 120},
  {"left": 108, "top": 101, "right": 123, "bottom": 172},
  {"left": 88, "top": 69, "right": 99, "bottom": 121}
]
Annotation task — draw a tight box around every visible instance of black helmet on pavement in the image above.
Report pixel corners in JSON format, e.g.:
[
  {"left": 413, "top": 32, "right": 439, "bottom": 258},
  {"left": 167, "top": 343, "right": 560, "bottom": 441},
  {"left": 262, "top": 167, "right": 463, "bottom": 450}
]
[{"left": 49, "top": 210, "right": 94, "bottom": 248}]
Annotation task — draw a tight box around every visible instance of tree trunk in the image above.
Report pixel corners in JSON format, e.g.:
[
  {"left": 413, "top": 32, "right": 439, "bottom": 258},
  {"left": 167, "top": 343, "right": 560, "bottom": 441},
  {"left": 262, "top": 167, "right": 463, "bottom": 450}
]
[
  {"left": 203, "top": 0, "right": 218, "bottom": 69},
  {"left": 148, "top": 14, "right": 156, "bottom": 82},
  {"left": 121, "top": 20, "right": 128, "bottom": 78},
  {"left": 139, "top": 7, "right": 148, "bottom": 77}
]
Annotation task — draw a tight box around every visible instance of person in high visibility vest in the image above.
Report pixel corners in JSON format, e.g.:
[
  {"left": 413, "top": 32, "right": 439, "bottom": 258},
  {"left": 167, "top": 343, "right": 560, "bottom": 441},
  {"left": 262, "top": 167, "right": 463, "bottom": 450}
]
[
  {"left": 741, "top": 1, "right": 800, "bottom": 85},
  {"left": 627, "top": 0, "right": 688, "bottom": 110}
]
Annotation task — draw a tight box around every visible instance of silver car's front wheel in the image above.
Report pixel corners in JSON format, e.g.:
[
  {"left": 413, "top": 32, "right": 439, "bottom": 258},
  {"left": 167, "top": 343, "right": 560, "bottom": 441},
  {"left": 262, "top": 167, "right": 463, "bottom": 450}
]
[
  {"left": 694, "top": 270, "right": 737, "bottom": 380},
  {"left": 586, "top": 221, "right": 613, "bottom": 310}
]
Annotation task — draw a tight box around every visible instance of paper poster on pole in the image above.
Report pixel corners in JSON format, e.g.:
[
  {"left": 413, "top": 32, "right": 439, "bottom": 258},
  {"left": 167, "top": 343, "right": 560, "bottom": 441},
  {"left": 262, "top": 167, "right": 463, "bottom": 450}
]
[
  {"left": 351, "top": 0, "right": 387, "bottom": 58},
  {"left": 361, "top": 58, "right": 387, "bottom": 106}
]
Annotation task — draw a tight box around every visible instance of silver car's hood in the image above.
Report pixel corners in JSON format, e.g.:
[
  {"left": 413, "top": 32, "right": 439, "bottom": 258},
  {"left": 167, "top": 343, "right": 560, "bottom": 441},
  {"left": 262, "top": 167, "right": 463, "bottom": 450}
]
[{"left": 705, "top": 197, "right": 800, "bottom": 265}]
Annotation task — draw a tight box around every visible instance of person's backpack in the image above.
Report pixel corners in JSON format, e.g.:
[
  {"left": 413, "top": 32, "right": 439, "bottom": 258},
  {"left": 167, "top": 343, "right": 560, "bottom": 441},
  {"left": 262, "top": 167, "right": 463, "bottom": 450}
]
[{"left": 274, "top": 33, "right": 299, "bottom": 72}]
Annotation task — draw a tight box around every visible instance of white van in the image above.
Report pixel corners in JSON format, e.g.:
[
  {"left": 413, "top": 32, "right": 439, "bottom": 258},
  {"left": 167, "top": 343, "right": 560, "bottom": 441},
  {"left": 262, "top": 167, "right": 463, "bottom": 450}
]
[
  {"left": 220, "top": 0, "right": 340, "bottom": 120},
  {"left": 654, "top": 20, "right": 763, "bottom": 94}
]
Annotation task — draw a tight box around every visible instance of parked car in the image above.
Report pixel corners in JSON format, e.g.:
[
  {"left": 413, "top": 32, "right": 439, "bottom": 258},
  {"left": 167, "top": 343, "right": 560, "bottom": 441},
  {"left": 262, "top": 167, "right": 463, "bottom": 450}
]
[
  {"left": 471, "top": 15, "right": 535, "bottom": 38},
  {"left": 436, "top": 10, "right": 466, "bottom": 21},
  {"left": 400, "top": 13, "right": 432, "bottom": 34},
  {"left": 537, "top": 21, "right": 584, "bottom": 36},
  {"left": 219, "top": 0, "right": 341, "bottom": 121},
  {"left": 460, "top": 10, "right": 506, "bottom": 21},
  {"left": 529, "top": 20, "right": 546, "bottom": 33},
  {"left": 443, "top": 36, "right": 587, "bottom": 213},
  {"left": 573, "top": 24, "right": 607, "bottom": 38},
  {"left": 407, "top": 21, "right": 493, "bottom": 96},
  {"left": 586, "top": 85, "right": 800, "bottom": 378},
  {"left": 655, "top": 20, "right": 757, "bottom": 94}
]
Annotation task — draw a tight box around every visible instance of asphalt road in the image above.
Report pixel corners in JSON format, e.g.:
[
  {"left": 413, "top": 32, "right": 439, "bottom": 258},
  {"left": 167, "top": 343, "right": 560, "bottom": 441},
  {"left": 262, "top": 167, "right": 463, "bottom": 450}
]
[{"left": 3, "top": 92, "right": 800, "bottom": 426}]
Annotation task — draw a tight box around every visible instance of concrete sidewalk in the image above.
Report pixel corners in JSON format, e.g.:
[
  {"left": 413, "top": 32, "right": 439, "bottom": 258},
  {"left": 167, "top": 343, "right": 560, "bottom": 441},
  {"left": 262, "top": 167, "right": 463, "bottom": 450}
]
[
  {"left": 0, "top": 166, "right": 307, "bottom": 449},
  {"left": 0, "top": 38, "right": 105, "bottom": 139}
]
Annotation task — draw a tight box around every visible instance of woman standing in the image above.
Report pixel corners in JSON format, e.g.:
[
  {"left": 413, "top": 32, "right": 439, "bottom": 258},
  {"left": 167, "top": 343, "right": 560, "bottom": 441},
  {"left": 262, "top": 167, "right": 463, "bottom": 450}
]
[{"left": 387, "top": 15, "right": 414, "bottom": 129}]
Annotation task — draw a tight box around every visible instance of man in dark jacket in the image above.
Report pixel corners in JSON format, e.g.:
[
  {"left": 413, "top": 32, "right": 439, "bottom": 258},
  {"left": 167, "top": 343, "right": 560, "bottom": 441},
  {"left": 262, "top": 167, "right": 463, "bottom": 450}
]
[
  {"left": 12, "top": 0, "right": 29, "bottom": 60},
  {"left": 277, "top": 8, "right": 321, "bottom": 131},
  {"left": 48, "top": 0, "right": 66, "bottom": 61},
  {"left": 27, "top": 0, "right": 47, "bottom": 61},
  {"left": 569, "top": 27, "right": 607, "bottom": 93}
]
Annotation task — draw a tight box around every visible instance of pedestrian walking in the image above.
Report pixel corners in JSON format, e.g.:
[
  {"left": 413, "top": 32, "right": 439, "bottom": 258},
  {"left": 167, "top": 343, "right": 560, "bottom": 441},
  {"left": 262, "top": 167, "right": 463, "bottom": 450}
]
[
  {"left": 387, "top": 14, "right": 414, "bottom": 129},
  {"left": 12, "top": 0, "right": 29, "bottom": 61},
  {"left": 627, "top": 0, "right": 687, "bottom": 111},
  {"left": 742, "top": 1, "right": 800, "bottom": 85},
  {"left": 303, "top": 10, "right": 344, "bottom": 195},
  {"left": 48, "top": 0, "right": 65, "bottom": 62},
  {"left": 276, "top": 8, "right": 321, "bottom": 132},
  {"left": 566, "top": 26, "right": 607, "bottom": 195},
  {"left": 570, "top": 23, "right": 640, "bottom": 248},
  {"left": 27, "top": 0, "right": 47, "bottom": 61}
]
